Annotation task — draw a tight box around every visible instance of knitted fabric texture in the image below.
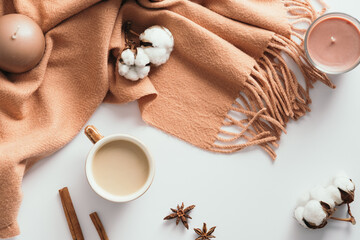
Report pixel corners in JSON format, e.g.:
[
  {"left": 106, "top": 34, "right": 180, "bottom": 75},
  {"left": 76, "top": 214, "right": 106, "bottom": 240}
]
[{"left": 0, "top": 0, "right": 333, "bottom": 237}]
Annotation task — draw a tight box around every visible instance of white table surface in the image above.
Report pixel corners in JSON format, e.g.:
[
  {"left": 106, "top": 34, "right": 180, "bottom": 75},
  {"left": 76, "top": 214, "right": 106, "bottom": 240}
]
[{"left": 6, "top": 0, "right": 360, "bottom": 239}]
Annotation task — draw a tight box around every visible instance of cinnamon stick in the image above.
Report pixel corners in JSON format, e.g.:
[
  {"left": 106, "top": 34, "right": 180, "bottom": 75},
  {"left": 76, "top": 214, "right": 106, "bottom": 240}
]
[
  {"left": 59, "top": 187, "right": 84, "bottom": 240},
  {"left": 90, "top": 212, "right": 109, "bottom": 240}
]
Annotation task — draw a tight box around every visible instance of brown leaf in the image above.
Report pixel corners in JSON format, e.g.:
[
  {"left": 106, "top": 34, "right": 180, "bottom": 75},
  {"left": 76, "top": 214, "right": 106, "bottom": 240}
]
[
  {"left": 140, "top": 40, "right": 153, "bottom": 48},
  {"left": 339, "top": 188, "right": 355, "bottom": 204},
  {"left": 303, "top": 218, "right": 327, "bottom": 229},
  {"left": 320, "top": 201, "right": 335, "bottom": 216}
]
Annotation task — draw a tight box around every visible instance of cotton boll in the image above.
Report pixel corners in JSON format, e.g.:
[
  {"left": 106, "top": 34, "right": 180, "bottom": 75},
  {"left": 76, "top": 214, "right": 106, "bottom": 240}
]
[
  {"left": 333, "top": 176, "right": 355, "bottom": 192},
  {"left": 294, "top": 206, "right": 308, "bottom": 228},
  {"left": 297, "top": 192, "right": 310, "bottom": 207},
  {"left": 140, "top": 25, "right": 174, "bottom": 50},
  {"left": 136, "top": 66, "right": 150, "bottom": 79},
  {"left": 303, "top": 200, "right": 327, "bottom": 227},
  {"left": 140, "top": 25, "right": 174, "bottom": 66},
  {"left": 122, "top": 66, "right": 150, "bottom": 82},
  {"left": 333, "top": 176, "right": 355, "bottom": 203},
  {"left": 118, "top": 47, "right": 151, "bottom": 81},
  {"left": 294, "top": 173, "right": 356, "bottom": 229},
  {"left": 310, "top": 186, "right": 336, "bottom": 208},
  {"left": 121, "top": 48, "right": 135, "bottom": 65},
  {"left": 118, "top": 62, "right": 130, "bottom": 76},
  {"left": 326, "top": 185, "right": 342, "bottom": 205},
  {"left": 143, "top": 47, "right": 169, "bottom": 66},
  {"left": 331, "top": 172, "right": 355, "bottom": 202},
  {"left": 124, "top": 66, "right": 139, "bottom": 81},
  {"left": 134, "top": 47, "right": 150, "bottom": 67}
]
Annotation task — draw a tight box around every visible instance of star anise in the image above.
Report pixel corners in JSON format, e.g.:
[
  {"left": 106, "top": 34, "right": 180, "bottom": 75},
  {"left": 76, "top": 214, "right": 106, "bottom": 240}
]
[
  {"left": 194, "top": 223, "right": 216, "bottom": 240},
  {"left": 163, "top": 202, "right": 195, "bottom": 229}
]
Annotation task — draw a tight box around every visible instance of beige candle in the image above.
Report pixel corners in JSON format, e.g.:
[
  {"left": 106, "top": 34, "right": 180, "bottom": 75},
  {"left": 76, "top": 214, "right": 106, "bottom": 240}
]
[{"left": 0, "top": 14, "right": 45, "bottom": 73}]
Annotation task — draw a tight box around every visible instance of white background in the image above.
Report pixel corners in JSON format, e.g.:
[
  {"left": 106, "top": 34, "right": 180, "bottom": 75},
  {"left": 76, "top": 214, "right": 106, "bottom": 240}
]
[{"left": 6, "top": 0, "right": 360, "bottom": 239}]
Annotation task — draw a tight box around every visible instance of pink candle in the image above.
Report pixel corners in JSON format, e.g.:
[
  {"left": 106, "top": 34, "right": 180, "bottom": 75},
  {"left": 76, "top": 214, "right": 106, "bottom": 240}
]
[
  {"left": 305, "top": 13, "right": 360, "bottom": 74},
  {"left": 0, "top": 14, "right": 45, "bottom": 73}
]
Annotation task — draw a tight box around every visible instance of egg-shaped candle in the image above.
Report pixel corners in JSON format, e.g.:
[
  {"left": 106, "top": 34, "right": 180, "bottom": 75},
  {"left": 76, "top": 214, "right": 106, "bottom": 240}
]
[{"left": 0, "top": 14, "right": 45, "bottom": 73}]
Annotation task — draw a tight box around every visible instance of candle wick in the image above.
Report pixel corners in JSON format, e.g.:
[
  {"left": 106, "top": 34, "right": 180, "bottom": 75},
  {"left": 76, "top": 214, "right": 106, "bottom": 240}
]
[
  {"left": 11, "top": 26, "right": 20, "bottom": 40},
  {"left": 331, "top": 36, "right": 336, "bottom": 44}
]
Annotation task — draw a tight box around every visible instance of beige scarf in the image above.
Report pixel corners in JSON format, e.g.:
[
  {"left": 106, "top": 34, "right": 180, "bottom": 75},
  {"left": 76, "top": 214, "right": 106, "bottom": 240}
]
[{"left": 0, "top": 0, "right": 333, "bottom": 237}]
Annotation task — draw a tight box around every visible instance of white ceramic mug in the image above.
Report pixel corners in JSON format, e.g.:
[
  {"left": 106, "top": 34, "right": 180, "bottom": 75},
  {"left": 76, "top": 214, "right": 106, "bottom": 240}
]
[{"left": 84, "top": 125, "right": 155, "bottom": 202}]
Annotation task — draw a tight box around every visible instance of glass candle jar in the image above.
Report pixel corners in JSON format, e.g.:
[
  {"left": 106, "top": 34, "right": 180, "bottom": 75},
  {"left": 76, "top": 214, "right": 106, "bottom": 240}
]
[{"left": 304, "top": 12, "right": 360, "bottom": 74}]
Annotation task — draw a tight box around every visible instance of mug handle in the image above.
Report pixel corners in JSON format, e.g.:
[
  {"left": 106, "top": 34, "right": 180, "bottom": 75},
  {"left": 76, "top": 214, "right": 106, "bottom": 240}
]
[{"left": 84, "top": 125, "right": 104, "bottom": 144}]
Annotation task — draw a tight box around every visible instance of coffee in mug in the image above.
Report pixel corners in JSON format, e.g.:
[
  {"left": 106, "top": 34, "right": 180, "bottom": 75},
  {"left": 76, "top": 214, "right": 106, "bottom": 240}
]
[
  {"left": 92, "top": 140, "right": 150, "bottom": 196},
  {"left": 84, "top": 125, "right": 155, "bottom": 202}
]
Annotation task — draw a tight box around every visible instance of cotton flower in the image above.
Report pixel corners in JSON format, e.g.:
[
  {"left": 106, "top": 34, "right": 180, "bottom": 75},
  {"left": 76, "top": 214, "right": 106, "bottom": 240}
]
[
  {"left": 134, "top": 47, "right": 150, "bottom": 67},
  {"left": 332, "top": 174, "right": 355, "bottom": 204},
  {"left": 294, "top": 172, "right": 356, "bottom": 229},
  {"left": 118, "top": 47, "right": 150, "bottom": 81},
  {"left": 121, "top": 48, "right": 135, "bottom": 65},
  {"left": 118, "top": 23, "right": 174, "bottom": 81},
  {"left": 326, "top": 185, "right": 342, "bottom": 205},
  {"left": 333, "top": 175, "right": 355, "bottom": 193},
  {"left": 294, "top": 200, "right": 334, "bottom": 229},
  {"left": 294, "top": 201, "right": 332, "bottom": 229},
  {"left": 294, "top": 206, "right": 307, "bottom": 228},
  {"left": 310, "top": 186, "right": 336, "bottom": 208},
  {"left": 139, "top": 25, "right": 174, "bottom": 66},
  {"left": 302, "top": 200, "right": 329, "bottom": 228}
]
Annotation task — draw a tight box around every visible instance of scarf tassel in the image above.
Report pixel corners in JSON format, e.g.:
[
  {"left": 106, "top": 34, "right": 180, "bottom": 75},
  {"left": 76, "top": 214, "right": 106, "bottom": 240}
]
[{"left": 210, "top": 0, "right": 335, "bottom": 160}]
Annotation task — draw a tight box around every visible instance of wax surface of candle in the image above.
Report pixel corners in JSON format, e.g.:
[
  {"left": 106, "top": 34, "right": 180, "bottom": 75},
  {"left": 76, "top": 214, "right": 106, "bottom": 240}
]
[
  {"left": 0, "top": 14, "right": 45, "bottom": 73},
  {"left": 307, "top": 17, "right": 360, "bottom": 71}
]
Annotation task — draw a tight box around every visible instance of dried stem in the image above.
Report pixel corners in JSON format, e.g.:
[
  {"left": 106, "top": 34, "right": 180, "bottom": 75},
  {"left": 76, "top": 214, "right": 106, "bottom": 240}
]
[
  {"left": 347, "top": 203, "right": 356, "bottom": 225},
  {"left": 123, "top": 21, "right": 139, "bottom": 49},
  {"left": 329, "top": 216, "right": 356, "bottom": 224},
  {"left": 329, "top": 203, "right": 356, "bottom": 225},
  {"left": 129, "top": 29, "right": 140, "bottom": 37}
]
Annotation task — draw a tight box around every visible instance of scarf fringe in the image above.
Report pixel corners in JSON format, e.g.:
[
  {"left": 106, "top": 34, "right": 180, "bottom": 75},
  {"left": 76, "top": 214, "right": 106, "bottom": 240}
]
[
  {"left": 209, "top": 0, "right": 334, "bottom": 160},
  {"left": 283, "top": 0, "right": 326, "bottom": 42}
]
